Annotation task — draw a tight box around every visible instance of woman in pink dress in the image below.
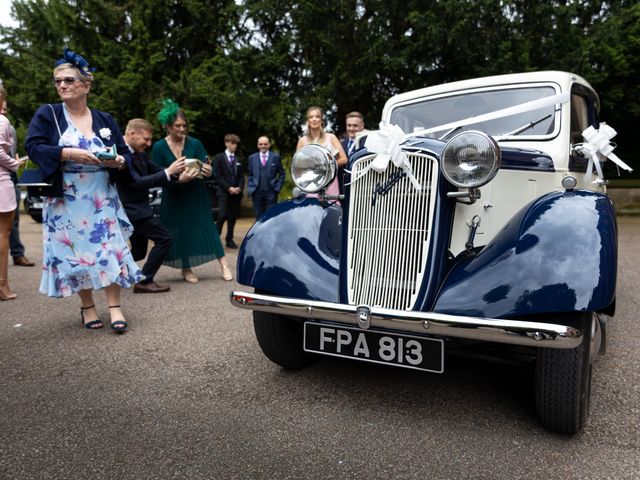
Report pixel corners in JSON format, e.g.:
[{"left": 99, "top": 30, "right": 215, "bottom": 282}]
[
  {"left": 296, "top": 106, "right": 347, "bottom": 196},
  {"left": 0, "top": 86, "right": 23, "bottom": 300}
]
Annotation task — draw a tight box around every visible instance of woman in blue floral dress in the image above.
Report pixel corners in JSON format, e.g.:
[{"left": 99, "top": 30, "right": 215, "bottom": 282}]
[{"left": 25, "top": 49, "right": 143, "bottom": 333}]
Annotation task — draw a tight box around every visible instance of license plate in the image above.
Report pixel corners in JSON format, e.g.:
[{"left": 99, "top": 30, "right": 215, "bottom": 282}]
[{"left": 304, "top": 322, "right": 444, "bottom": 373}]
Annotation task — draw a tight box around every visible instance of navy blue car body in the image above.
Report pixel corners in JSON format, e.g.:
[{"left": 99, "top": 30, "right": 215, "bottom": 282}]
[
  {"left": 238, "top": 142, "right": 617, "bottom": 319},
  {"left": 231, "top": 71, "right": 621, "bottom": 433}
]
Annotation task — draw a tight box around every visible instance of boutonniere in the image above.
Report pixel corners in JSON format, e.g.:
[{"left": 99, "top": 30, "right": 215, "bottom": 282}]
[{"left": 99, "top": 128, "right": 112, "bottom": 141}]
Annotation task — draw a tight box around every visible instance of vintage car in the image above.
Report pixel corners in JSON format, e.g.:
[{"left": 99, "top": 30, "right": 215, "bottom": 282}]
[{"left": 230, "top": 71, "right": 629, "bottom": 433}]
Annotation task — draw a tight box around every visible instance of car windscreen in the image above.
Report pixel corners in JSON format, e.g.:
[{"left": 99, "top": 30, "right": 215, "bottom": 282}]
[{"left": 389, "top": 86, "right": 558, "bottom": 139}]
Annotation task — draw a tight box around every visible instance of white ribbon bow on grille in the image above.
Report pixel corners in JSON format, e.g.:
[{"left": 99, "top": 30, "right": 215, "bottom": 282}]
[
  {"left": 579, "top": 123, "right": 632, "bottom": 182},
  {"left": 350, "top": 123, "right": 422, "bottom": 191}
]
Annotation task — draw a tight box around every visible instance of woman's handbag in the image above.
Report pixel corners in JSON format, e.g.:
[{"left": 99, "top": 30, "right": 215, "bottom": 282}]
[{"left": 17, "top": 104, "right": 64, "bottom": 197}]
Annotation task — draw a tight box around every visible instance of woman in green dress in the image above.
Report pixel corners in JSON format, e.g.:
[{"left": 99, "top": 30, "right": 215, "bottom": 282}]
[{"left": 151, "top": 99, "right": 232, "bottom": 283}]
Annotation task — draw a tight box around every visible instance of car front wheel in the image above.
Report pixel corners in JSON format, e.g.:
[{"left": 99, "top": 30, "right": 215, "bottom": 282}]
[
  {"left": 253, "top": 310, "right": 315, "bottom": 370},
  {"left": 535, "top": 312, "right": 599, "bottom": 434}
]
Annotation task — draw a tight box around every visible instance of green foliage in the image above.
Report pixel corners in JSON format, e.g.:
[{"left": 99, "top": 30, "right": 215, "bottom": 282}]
[
  {"left": 278, "top": 153, "right": 295, "bottom": 201},
  {"left": 585, "top": 1, "right": 640, "bottom": 166},
  {"left": 1, "top": 0, "right": 638, "bottom": 176}
]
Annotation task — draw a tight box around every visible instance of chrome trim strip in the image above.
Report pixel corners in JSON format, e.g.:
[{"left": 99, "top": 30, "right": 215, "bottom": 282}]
[{"left": 230, "top": 291, "right": 583, "bottom": 349}]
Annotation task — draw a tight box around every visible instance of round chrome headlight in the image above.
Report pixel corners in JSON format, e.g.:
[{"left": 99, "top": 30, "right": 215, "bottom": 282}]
[
  {"left": 441, "top": 131, "right": 501, "bottom": 188},
  {"left": 291, "top": 144, "right": 336, "bottom": 193}
]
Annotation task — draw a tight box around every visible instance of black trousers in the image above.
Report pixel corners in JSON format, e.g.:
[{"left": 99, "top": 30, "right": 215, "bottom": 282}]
[
  {"left": 130, "top": 215, "right": 173, "bottom": 283},
  {"left": 216, "top": 193, "right": 242, "bottom": 242},
  {"left": 9, "top": 184, "right": 25, "bottom": 258},
  {"left": 252, "top": 190, "right": 278, "bottom": 218}
]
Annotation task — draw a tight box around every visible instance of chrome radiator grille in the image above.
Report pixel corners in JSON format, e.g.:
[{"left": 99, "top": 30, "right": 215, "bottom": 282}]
[{"left": 347, "top": 153, "right": 438, "bottom": 310}]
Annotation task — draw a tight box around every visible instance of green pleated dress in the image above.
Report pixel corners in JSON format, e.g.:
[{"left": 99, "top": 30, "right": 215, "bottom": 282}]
[{"left": 151, "top": 137, "right": 225, "bottom": 268}]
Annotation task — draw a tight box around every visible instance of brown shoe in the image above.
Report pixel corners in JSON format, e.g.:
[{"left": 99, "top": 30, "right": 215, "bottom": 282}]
[
  {"left": 133, "top": 281, "right": 171, "bottom": 294},
  {"left": 13, "top": 256, "right": 35, "bottom": 267}
]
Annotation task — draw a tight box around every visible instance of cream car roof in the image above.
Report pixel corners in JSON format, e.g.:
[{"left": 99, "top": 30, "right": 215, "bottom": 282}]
[{"left": 382, "top": 71, "right": 598, "bottom": 121}]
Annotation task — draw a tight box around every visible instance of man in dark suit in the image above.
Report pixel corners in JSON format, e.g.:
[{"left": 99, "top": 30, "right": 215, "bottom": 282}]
[
  {"left": 247, "top": 136, "right": 285, "bottom": 218},
  {"left": 213, "top": 133, "right": 244, "bottom": 248},
  {"left": 339, "top": 111, "right": 365, "bottom": 194},
  {"left": 117, "top": 119, "right": 185, "bottom": 293}
]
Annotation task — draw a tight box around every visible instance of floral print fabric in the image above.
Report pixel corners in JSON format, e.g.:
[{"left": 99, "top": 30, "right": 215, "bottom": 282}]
[{"left": 40, "top": 106, "right": 144, "bottom": 297}]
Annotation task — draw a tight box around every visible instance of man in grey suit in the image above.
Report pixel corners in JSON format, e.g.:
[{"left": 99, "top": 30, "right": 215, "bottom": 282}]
[{"left": 247, "top": 136, "right": 285, "bottom": 218}]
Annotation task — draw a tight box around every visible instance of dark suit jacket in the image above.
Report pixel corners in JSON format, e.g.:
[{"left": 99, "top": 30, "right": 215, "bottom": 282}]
[
  {"left": 25, "top": 103, "right": 132, "bottom": 186},
  {"left": 213, "top": 151, "right": 244, "bottom": 197},
  {"left": 247, "top": 151, "right": 285, "bottom": 196},
  {"left": 116, "top": 150, "right": 171, "bottom": 221},
  {"left": 339, "top": 138, "right": 356, "bottom": 195},
  {"left": 341, "top": 137, "right": 357, "bottom": 158}
]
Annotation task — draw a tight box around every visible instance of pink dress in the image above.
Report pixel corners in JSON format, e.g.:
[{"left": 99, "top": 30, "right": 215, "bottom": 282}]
[
  {"left": 0, "top": 115, "right": 20, "bottom": 213},
  {"left": 298, "top": 133, "right": 341, "bottom": 196}
]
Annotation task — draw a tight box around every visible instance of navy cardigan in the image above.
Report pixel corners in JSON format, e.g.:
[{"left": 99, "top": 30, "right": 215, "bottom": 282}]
[{"left": 25, "top": 103, "right": 131, "bottom": 186}]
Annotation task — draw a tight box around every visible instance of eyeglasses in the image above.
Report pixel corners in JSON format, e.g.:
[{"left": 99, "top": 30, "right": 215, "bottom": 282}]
[{"left": 53, "top": 77, "right": 80, "bottom": 87}]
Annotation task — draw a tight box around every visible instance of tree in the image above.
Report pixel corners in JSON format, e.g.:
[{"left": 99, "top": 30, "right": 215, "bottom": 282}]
[
  {"left": 1, "top": 0, "right": 638, "bottom": 175},
  {"left": 585, "top": 1, "right": 640, "bottom": 165}
]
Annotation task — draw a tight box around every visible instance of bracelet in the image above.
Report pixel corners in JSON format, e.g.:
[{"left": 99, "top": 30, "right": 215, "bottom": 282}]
[{"left": 67, "top": 148, "right": 72, "bottom": 163}]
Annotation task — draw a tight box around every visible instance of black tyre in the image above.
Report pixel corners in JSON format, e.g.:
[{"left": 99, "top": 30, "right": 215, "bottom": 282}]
[
  {"left": 535, "top": 312, "right": 596, "bottom": 434},
  {"left": 253, "top": 310, "right": 314, "bottom": 370}
]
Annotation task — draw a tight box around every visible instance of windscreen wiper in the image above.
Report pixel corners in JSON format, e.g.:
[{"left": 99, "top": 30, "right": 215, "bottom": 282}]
[{"left": 494, "top": 113, "right": 552, "bottom": 141}]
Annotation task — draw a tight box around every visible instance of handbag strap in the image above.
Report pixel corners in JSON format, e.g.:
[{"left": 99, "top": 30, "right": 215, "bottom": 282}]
[
  {"left": 24, "top": 104, "right": 63, "bottom": 171},
  {"left": 48, "top": 104, "right": 62, "bottom": 139}
]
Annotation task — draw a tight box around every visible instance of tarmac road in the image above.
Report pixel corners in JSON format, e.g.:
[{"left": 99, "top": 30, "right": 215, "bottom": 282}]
[{"left": 1, "top": 214, "right": 639, "bottom": 480}]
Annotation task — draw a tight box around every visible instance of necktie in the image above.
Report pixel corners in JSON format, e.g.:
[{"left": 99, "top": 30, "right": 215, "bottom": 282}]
[
  {"left": 347, "top": 139, "right": 354, "bottom": 155},
  {"left": 228, "top": 154, "right": 235, "bottom": 175},
  {"left": 261, "top": 153, "right": 267, "bottom": 167}
]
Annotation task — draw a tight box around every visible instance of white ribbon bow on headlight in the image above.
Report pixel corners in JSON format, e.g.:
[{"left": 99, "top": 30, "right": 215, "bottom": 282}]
[
  {"left": 579, "top": 123, "right": 632, "bottom": 182},
  {"left": 350, "top": 122, "right": 422, "bottom": 191}
]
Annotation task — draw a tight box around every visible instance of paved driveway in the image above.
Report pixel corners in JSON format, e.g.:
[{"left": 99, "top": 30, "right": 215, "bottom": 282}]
[{"left": 1, "top": 215, "right": 639, "bottom": 479}]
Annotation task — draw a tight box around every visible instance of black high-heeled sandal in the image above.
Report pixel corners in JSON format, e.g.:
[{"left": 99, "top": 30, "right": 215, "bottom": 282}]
[
  {"left": 80, "top": 305, "right": 103, "bottom": 329},
  {"left": 108, "top": 305, "right": 128, "bottom": 334}
]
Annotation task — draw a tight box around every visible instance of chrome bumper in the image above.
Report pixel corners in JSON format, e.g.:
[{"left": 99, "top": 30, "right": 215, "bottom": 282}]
[{"left": 230, "top": 291, "right": 583, "bottom": 349}]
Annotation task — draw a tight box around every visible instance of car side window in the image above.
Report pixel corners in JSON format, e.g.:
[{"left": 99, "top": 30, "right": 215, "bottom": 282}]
[{"left": 570, "top": 94, "right": 589, "bottom": 145}]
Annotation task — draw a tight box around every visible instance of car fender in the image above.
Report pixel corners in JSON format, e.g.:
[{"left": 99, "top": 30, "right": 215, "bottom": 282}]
[
  {"left": 433, "top": 190, "right": 617, "bottom": 318},
  {"left": 237, "top": 198, "right": 341, "bottom": 302}
]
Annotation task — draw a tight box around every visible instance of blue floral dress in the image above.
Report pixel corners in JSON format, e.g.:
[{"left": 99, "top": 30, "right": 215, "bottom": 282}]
[{"left": 40, "top": 107, "right": 144, "bottom": 297}]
